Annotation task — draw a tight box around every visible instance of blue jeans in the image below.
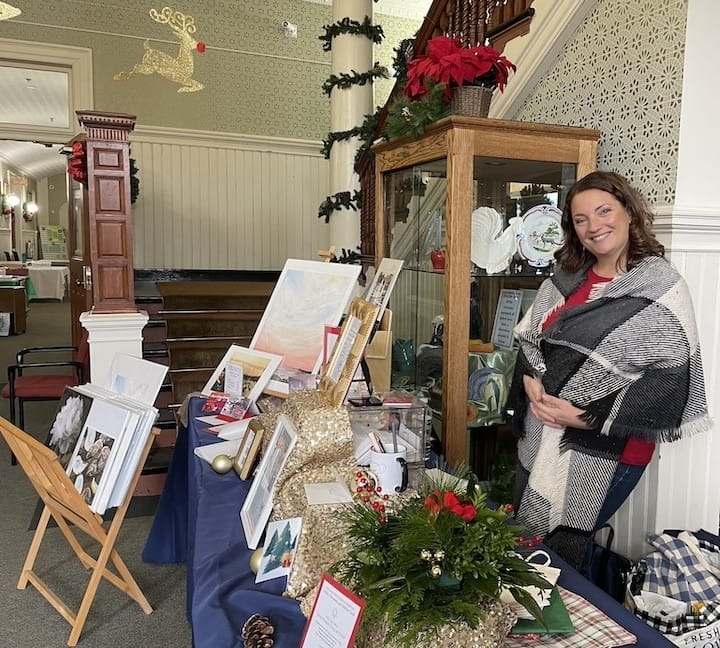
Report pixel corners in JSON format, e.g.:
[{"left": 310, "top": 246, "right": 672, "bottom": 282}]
[
  {"left": 578, "top": 462, "right": 646, "bottom": 577},
  {"left": 595, "top": 463, "right": 647, "bottom": 530}
]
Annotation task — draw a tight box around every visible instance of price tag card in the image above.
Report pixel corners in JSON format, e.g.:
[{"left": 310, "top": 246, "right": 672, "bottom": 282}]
[{"left": 299, "top": 574, "right": 365, "bottom": 648}]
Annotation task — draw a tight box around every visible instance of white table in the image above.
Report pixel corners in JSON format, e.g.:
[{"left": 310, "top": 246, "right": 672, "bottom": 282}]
[{"left": 28, "top": 265, "right": 70, "bottom": 300}]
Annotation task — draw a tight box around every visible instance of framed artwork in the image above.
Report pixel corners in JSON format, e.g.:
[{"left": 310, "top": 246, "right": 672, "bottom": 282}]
[
  {"left": 202, "top": 344, "right": 283, "bottom": 401},
  {"left": 255, "top": 517, "right": 302, "bottom": 584},
  {"left": 323, "top": 325, "right": 341, "bottom": 365},
  {"left": 240, "top": 414, "right": 298, "bottom": 550},
  {"left": 363, "top": 257, "right": 403, "bottom": 323},
  {"left": 233, "top": 419, "right": 265, "bottom": 480},
  {"left": 250, "top": 259, "right": 361, "bottom": 390},
  {"left": 319, "top": 298, "right": 379, "bottom": 408}
]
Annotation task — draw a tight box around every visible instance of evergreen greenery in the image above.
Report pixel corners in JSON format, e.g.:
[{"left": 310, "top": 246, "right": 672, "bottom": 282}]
[
  {"left": 317, "top": 190, "right": 362, "bottom": 223},
  {"left": 320, "top": 110, "right": 381, "bottom": 164},
  {"left": 332, "top": 469, "right": 549, "bottom": 647},
  {"left": 317, "top": 6, "right": 383, "bottom": 224},
  {"left": 319, "top": 16, "right": 384, "bottom": 52},
  {"left": 322, "top": 63, "right": 389, "bottom": 97},
  {"left": 383, "top": 82, "right": 450, "bottom": 140}
]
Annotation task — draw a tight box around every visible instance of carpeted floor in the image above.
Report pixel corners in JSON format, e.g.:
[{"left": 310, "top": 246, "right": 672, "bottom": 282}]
[{"left": 0, "top": 300, "right": 191, "bottom": 647}]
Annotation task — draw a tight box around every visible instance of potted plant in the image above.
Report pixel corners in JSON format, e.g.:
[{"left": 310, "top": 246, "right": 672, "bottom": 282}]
[
  {"left": 404, "top": 35, "right": 516, "bottom": 108},
  {"left": 384, "top": 36, "right": 515, "bottom": 140}
]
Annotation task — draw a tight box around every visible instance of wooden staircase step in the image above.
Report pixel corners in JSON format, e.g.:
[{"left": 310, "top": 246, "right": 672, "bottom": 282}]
[{"left": 162, "top": 310, "right": 262, "bottom": 339}]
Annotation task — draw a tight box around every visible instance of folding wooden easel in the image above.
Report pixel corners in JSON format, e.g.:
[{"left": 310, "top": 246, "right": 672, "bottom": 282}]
[{"left": 0, "top": 416, "right": 158, "bottom": 646}]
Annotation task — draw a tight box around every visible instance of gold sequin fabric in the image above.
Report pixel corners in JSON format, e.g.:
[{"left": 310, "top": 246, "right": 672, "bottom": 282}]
[
  {"left": 356, "top": 599, "right": 517, "bottom": 648},
  {"left": 268, "top": 390, "right": 355, "bottom": 601}
]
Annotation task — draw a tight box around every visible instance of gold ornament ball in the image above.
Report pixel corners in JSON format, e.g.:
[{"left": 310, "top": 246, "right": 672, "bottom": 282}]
[
  {"left": 211, "top": 454, "right": 234, "bottom": 474},
  {"left": 249, "top": 547, "right": 264, "bottom": 574}
]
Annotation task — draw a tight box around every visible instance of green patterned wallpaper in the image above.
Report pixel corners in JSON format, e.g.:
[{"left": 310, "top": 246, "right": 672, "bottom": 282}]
[
  {"left": 0, "top": 0, "right": 419, "bottom": 140},
  {"left": 513, "top": 0, "right": 687, "bottom": 207}
]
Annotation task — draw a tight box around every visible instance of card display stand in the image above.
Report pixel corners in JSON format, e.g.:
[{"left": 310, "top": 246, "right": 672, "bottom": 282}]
[{"left": 0, "top": 416, "right": 158, "bottom": 646}]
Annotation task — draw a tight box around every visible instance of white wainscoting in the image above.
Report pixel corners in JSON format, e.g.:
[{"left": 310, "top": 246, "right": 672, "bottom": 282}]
[
  {"left": 610, "top": 212, "right": 720, "bottom": 559},
  {"left": 130, "top": 126, "right": 331, "bottom": 270}
]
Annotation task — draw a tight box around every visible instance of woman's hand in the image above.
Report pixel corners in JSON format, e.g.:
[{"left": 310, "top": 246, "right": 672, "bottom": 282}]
[{"left": 523, "top": 374, "right": 591, "bottom": 430}]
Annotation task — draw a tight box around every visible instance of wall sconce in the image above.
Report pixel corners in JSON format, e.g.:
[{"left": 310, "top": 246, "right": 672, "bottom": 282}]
[
  {"left": 2, "top": 193, "right": 19, "bottom": 217},
  {"left": 23, "top": 200, "right": 38, "bottom": 222}
]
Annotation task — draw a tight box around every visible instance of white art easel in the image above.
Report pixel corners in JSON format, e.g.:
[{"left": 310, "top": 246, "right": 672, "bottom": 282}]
[{"left": 0, "top": 416, "right": 157, "bottom": 646}]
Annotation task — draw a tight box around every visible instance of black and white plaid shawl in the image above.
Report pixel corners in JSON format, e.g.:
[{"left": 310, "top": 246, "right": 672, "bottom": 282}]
[{"left": 511, "top": 256, "right": 711, "bottom": 563}]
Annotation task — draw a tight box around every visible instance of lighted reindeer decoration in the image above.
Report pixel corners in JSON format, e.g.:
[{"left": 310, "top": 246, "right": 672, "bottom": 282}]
[{"left": 114, "top": 7, "right": 206, "bottom": 93}]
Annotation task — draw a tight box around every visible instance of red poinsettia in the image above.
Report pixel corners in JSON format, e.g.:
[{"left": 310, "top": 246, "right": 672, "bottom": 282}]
[
  {"left": 404, "top": 35, "right": 516, "bottom": 101},
  {"left": 68, "top": 140, "right": 88, "bottom": 185},
  {"left": 423, "top": 489, "right": 477, "bottom": 522}
]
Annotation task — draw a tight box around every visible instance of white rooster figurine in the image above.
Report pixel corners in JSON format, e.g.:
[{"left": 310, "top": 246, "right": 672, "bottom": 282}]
[{"left": 470, "top": 206, "right": 524, "bottom": 274}]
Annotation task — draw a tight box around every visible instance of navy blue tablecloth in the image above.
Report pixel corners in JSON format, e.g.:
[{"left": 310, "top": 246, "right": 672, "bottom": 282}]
[
  {"left": 144, "top": 396, "right": 671, "bottom": 648},
  {"left": 143, "top": 397, "right": 305, "bottom": 648}
]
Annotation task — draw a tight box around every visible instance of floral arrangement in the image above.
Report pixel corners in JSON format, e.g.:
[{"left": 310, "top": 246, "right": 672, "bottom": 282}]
[
  {"left": 383, "top": 36, "right": 515, "bottom": 141},
  {"left": 332, "top": 470, "right": 549, "bottom": 647},
  {"left": 68, "top": 140, "right": 88, "bottom": 186},
  {"left": 67, "top": 139, "right": 140, "bottom": 203},
  {"left": 404, "top": 35, "right": 516, "bottom": 101}
]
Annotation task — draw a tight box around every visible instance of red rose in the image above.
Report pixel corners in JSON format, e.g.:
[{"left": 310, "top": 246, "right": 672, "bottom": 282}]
[{"left": 442, "top": 491, "right": 460, "bottom": 509}]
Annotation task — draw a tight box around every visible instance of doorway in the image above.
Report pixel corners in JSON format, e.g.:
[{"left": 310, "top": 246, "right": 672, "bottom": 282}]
[{"left": 0, "top": 39, "right": 94, "bottom": 343}]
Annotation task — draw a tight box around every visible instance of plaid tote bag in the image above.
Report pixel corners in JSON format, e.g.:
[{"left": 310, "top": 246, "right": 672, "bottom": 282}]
[{"left": 626, "top": 530, "right": 720, "bottom": 636}]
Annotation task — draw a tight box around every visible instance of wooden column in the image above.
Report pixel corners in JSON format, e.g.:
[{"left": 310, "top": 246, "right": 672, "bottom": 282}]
[{"left": 77, "top": 111, "right": 137, "bottom": 314}]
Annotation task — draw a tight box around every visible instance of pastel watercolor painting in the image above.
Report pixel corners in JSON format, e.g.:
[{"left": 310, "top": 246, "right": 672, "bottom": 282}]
[{"left": 251, "top": 260, "right": 360, "bottom": 374}]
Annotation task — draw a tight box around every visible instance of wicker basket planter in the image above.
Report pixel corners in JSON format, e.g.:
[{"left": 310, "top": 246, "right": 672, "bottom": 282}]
[{"left": 450, "top": 85, "right": 494, "bottom": 117}]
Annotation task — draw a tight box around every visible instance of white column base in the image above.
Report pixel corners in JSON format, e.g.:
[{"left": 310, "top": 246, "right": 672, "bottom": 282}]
[{"left": 80, "top": 310, "right": 149, "bottom": 389}]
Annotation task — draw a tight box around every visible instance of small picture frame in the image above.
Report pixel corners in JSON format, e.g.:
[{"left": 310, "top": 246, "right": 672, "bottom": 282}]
[
  {"left": 233, "top": 419, "right": 265, "bottom": 480},
  {"left": 363, "top": 257, "right": 403, "bottom": 323},
  {"left": 319, "top": 298, "right": 380, "bottom": 408},
  {"left": 202, "top": 345, "right": 283, "bottom": 401},
  {"left": 240, "top": 414, "right": 298, "bottom": 549}
]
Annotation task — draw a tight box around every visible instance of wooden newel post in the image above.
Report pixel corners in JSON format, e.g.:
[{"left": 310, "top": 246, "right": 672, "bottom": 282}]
[{"left": 76, "top": 110, "right": 137, "bottom": 314}]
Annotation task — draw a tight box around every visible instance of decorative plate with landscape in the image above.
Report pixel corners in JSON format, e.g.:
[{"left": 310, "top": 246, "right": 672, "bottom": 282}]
[{"left": 518, "top": 204, "right": 563, "bottom": 267}]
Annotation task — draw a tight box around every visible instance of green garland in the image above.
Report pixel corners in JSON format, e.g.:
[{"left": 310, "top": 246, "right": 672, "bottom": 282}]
[
  {"left": 319, "top": 16, "right": 384, "bottom": 52},
  {"left": 318, "top": 7, "right": 384, "bottom": 223},
  {"left": 130, "top": 154, "right": 140, "bottom": 204},
  {"left": 320, "top": 110, "right": 381, "bottom": 163},
  {"left": 392, "top": 38, "right": 415, "bottom": 80},
  {"left": 322, "top": 62, "right": 389, "bottom": 97},
  {"left": 383, "top": 81, "right": 450, "bottom": 140},
  {"left": 317, "top": 189, "right": 362, "bottom": 223}
]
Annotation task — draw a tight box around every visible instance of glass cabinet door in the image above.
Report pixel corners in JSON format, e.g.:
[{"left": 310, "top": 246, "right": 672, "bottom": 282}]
[
  {"left": 385, "top": 161, "right": 447, "bottom": 393},
  {"left": 385, "top": 156, "right": 578, "bottom": 433}
]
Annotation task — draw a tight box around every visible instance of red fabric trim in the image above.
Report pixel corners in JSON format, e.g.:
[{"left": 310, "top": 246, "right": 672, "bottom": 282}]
[
  {"left": 620, "top": 438, "right": 655, "bottom": 465},
  {"left": 8, "top": 375, "right": 78, "bottom": 398}
]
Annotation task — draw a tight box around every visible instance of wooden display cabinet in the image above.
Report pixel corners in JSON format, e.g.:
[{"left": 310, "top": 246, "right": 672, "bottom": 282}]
[{"left": 373, "top": 116, "right": 600, "bottom": 468}]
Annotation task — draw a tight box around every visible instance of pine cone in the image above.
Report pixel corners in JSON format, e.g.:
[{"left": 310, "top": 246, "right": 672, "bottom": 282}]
[{"left": 241, "top": 614, "right": 275, "bottom": 648}]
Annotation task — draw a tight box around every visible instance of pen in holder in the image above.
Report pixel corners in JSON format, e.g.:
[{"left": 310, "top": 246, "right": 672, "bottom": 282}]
[{"left": 368, "top": 444, "right": 408, "bottom": 494}]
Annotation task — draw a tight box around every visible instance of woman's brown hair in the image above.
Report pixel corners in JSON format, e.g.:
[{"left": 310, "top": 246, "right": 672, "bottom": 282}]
[{"left": 554, "top": 171, "right": 665, "bottom": 273}]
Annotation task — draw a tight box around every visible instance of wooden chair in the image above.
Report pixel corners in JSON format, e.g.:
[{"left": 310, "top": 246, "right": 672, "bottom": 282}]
[
  {"left": 1, "top": 330, "right": 89, "bottom": 464},
  {"left": 0, "top": 416, "right": 156, "bottom": 646}
]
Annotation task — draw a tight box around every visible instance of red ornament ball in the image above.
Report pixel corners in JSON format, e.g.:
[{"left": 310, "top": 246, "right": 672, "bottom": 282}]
[{"left": 196, "top": 42, "right": 207, "bottom": 54}]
